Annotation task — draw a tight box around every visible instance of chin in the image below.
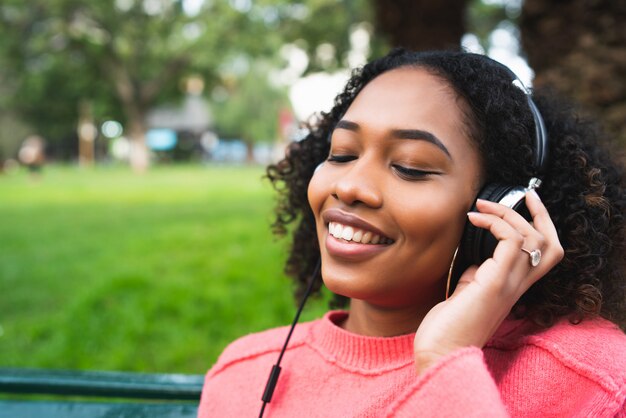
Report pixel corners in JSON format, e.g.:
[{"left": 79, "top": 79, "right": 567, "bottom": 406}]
[
  {"left": 321, "top": 264, "right": 447, "bottom": 309},
  {"left": 321, "top": 271, "right": 359, "bottom": 299},
  {"left": 322, "top": 267, "right": 373, "bottom": 300},
  {"left": 322, "top": 271, "right": 400, "bottom": 307}
]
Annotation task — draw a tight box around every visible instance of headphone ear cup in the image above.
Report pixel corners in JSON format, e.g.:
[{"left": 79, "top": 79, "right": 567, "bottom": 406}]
[{"left": 449, "top": 183, "right": 531, "bottom": 295}]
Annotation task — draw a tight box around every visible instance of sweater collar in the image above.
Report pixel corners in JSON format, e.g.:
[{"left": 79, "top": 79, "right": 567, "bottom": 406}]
[
  {"left": 305, "top": 310, "right": 528, "bottom": 373},
  {"left": 306, "top": 311, "right": 416, "bottom": 374}
]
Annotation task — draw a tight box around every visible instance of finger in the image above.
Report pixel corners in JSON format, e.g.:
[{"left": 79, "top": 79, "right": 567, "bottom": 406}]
[
  {"left": 525, "top": 190, "right": 558, "bottom": 240},
  {"left": 469, "top": 211, "right": 558, "bottom": 292},
  {"left": 451, "top": 265, "right": 478, "bottom": 296},
  {"left": 525, "top": 190, "right": 564, "bottom": 264},
  {"left": 475, "top": 198, "right": 539, "bottom": 239},
  {"left": 467, "top": 211, "right": 525, "bottom": 272},
  {"left": 475, "top": 196, "right": 553, "bottom": 263},
  {"left": 467, "top": 211, "right": 524, "bottom": 247}
]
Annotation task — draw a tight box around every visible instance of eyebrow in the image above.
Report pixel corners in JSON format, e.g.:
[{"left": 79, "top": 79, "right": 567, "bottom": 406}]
[{"left": 335, "top": 119, "right": 452, "bottom": 159}]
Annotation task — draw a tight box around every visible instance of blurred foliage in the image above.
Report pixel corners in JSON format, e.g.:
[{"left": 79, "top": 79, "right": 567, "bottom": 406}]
[
  {"left": 212, "top": 64, "right": 290, "bottom": 144},
  {"left": 0, "top": 113, "right": 30, "bottom": 162},
  {"left": 466, "top": 0, "right": 518, "bottom": 50},
  {"left": 0, "top": 0, "right": 526, "bottom": 160},
  {"left": 0, "top": 0, "right": 372, "bottom": 155}
]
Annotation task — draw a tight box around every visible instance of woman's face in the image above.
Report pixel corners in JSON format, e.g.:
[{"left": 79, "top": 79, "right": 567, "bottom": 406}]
[{"left": 307, "top": 67, "right": 483, "bottom": 309}]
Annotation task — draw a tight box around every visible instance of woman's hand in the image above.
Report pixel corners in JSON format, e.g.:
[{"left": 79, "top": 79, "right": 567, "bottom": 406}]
[{"left": 413, "top": 189, "right": 564, "bottom": 374}]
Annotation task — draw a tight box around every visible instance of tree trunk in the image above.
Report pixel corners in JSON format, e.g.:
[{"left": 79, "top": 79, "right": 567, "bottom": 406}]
[
  {"left": 77, "top": 101, "right": 96, "bottom": 167},
  {"left": 105, "top": 59, "right": 152, "bottom": 172},
  {"left": 520, "top": 0, "right": 626, "bottom": 150},
  {"left": 127, "top": 117, "right": 149, "bottom": 173},
  {"left": 245, "top": 139, "right": 255, "bottom": 164},
  {"left": 371, "top": 0, "right": 470, "bottom": 50}
]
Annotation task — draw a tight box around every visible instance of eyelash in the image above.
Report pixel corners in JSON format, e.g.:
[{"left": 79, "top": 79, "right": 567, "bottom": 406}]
[
  {"left": 327, "top": 154, "right": 435, "bottom": 180},
  {"left": 327, "top": 154, "right": 356, "bottom": 163},
  {"left": 392, "top": 165, "right": 433, "bottom": 180}
]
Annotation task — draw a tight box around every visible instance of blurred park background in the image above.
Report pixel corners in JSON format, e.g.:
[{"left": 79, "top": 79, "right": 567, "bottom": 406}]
[{"left": 0, "top": 0, "right": 624, "bottom": 374}]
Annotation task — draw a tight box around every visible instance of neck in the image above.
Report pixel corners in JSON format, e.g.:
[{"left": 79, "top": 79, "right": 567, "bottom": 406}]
[{"left": 341, "top": 299, "right": 434, "bottom": 337}]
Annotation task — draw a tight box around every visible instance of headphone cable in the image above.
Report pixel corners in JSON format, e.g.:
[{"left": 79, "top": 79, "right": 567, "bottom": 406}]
[{"left": 258, "top": 259, "right": 321, "bottom": 418}]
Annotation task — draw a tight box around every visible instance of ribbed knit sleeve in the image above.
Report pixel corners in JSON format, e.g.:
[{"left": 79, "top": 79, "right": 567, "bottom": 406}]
[{"left": 386, "top": 347, "right": 509, "bottom": 417}]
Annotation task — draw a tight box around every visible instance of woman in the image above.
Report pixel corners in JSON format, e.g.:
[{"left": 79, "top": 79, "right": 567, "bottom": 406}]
[{"left": 199, "top": 49, "right": 626, "bottom": 417}]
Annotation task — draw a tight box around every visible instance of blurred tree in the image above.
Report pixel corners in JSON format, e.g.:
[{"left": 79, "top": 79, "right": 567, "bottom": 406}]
[
  {"left": 212, "top": 64, "right": 290, "bottom": 162},
  {"left": 371, "top": 0, "right": 625, "bottom": 151},
  {"left": 0, "top": 75, "right": 32, "bottom": 165},
  {"left": 0, "top": 113, "right": 31, "bottom": 166},
  {"left": 0, "top": 0, "right": 372, "bottom": 170},
  {"left": 521, "top": 0, "right": 626, "bottom": 149},
  {"left": 371, "top": 0, "right": 470, "bottom": 50},
  {"left": 465, "top": 0, "right": 514, "bottom": 51}
]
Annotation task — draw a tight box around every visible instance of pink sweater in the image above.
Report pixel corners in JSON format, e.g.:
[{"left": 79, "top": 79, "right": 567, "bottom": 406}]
[{"left": 199, "top": 311, "right": 626, "bottom": 417}]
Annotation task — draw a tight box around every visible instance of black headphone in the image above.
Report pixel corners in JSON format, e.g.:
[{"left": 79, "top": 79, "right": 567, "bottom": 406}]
[{"left": 448, "top": 57, "right": 549, "bottom": 296}]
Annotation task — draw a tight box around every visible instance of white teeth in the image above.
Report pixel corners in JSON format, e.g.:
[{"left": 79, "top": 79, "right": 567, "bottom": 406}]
[
  {"left": 341, "top": 226, "right": 354, "bottom": 241},
  {"left": 331, "top": 223, "right": 342, "bottom": 239},
  {"left": 327, "top": 222, "right": 391, "bottom": 245}
]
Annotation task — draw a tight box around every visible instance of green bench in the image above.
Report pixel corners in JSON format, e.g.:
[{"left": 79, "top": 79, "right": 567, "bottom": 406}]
[{"left": 0, "top": 368, "right": 204, "bottom": 417}]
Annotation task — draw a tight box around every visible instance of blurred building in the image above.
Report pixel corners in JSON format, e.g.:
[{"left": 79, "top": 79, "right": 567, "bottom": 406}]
[{"left": 145, "top": 91, "right": 213, "bottom": 161}]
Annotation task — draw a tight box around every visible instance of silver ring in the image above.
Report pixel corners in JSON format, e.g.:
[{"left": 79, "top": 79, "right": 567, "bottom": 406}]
[{"left": 521, "top": 248, "right": 542, "bottom": 267}]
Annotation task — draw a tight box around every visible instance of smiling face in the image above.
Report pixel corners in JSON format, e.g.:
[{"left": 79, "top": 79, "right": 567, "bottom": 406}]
[{"left": 307, "top": 67, "right": 483, "bottom": 309}]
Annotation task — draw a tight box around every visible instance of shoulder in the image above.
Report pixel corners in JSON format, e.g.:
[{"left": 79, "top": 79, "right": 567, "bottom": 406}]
[
  {"left": 487, "top": 316, "right": 626, "bottom": 413},
  {"left": 207, "top": 318, "right": 317, "bottom": 378},
  {"left": 522, "top": 317, "right": 626, "bottom": 382},
  {"left": 491, "top": 316, "right": 626, "bottom": 361}
]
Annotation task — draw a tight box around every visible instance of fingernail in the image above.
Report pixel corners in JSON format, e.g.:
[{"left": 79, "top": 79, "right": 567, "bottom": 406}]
[
  {"left": 528, "top": 189, "right": 541, "bottom": 201},
  {"left": 467, "top": 212, "right": 482, "bottom": 223}
]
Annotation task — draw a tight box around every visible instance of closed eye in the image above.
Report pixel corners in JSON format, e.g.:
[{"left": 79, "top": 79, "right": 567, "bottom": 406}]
[
  {"left": 392, "top": 165, "right": 439, "bottom": 180},
  {"left": 327, "top": 154, "right": 357, "bottom": 163}
]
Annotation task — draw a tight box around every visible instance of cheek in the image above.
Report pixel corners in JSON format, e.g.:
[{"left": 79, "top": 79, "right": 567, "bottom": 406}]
[{"left": 394, "top": 188, "right": 472, "bottom": 250}]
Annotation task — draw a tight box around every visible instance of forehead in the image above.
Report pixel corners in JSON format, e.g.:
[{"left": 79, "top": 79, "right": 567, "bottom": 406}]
[
  {"left": 342, "top": 67, "right": 476, "bottom": 158},
  {"left": 347, "top": 67, "right": 461, "bottom": 121}
]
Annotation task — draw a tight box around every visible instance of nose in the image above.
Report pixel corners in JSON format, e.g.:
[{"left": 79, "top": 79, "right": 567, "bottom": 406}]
[{"left": 332, "top": 158, "right": 383, "bottom": 208}]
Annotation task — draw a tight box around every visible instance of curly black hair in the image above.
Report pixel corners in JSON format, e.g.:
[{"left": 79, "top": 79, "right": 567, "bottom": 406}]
[{"left": 266, "top": 48, "right": 626, "bottom": 330}]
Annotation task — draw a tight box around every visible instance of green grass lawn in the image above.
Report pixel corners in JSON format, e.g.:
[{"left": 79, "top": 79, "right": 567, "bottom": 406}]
[{"left": 0, "top": 164, "right": 329, "bottom": 374}]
